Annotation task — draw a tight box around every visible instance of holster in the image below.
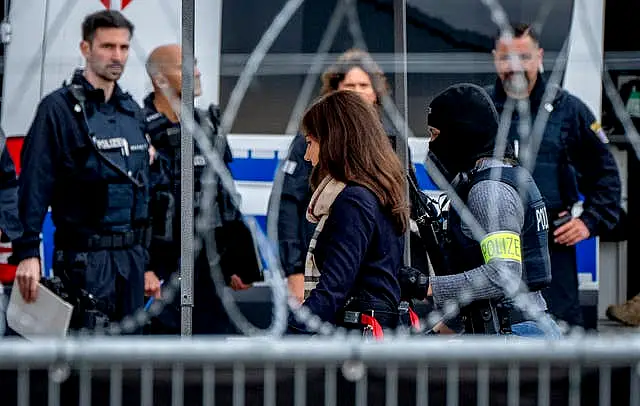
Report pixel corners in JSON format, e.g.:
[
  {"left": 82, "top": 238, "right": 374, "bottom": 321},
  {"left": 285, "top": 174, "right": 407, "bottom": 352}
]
[
  {"left": 150, "top": 190, "right": 175, "bottom": 243},
  {"left": 51, "top": 252, "right": 114, "bottom": 331},
  {"left": 461, "top": 299, "right": 509, "bottom": 335}
]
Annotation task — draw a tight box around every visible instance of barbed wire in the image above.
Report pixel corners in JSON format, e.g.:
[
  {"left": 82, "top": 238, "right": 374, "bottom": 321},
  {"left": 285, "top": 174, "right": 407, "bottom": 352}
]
[
  {"left": 62, "top": 0, "right": 599, "bottom": 340},
  {"left": 571, "top": 0, "right": 640, "bottom": 160},
  {"left": 1, "top": 0, "right": 636, "bottom": 341},
  {"left": 284, "top": 0, "right": 350, "bottom": 135},
  {"left": 337, "top": 0, "right": 556, "bottom": 337}
]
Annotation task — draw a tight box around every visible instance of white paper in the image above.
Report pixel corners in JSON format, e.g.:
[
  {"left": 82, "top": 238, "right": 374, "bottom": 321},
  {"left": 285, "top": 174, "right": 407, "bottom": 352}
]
[{"left": 6, "top": 283, "right": 73, "bottom": 340}]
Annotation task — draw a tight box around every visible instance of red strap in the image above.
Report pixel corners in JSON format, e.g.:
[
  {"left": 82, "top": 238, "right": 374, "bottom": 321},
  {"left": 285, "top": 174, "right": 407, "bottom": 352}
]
[
  {"left": 0, "top": 264, "right": 16, "bottom": 284},
  {"left": 360, "top": 314, "right": 384, "bottom": 340},
  {"left": 409, "top": 308, "right": 421, "bottom": 330}
]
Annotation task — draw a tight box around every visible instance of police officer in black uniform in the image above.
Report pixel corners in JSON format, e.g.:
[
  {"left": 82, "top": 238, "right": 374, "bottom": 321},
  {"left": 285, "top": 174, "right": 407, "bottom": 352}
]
[
  {"left": 13, "top": 10, "right": 153, "bottom": 331},
  {"left": 426, "top": 83, "right": 561, "bottom": 337},
  {"left": 143, "top": 44, "right": 262, "bottom": 335},
  {"left": 487, "top": 23, "right": 622, "bottom": 329},
  {"left": 274, "top": 133, "right": 314, "bottom": 298}
]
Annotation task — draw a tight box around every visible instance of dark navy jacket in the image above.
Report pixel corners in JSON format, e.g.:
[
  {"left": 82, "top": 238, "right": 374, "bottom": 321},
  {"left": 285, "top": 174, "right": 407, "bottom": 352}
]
[
  {"left": 144, "top": 93, "right": 262, "bottom": 286},
  {"left": 277, "top": 108, "right": 419, "bottom": 278},
  {"left": 144, "top": 93, "right": 232, "bottom": 278},
  {"left": 13, "top": 70, "right": 149, "bottom": 261},
  {"left": 488, "top": 76, "right": 621, "bottom": 236},
  {"left": 289, "top": 185, "right": 404, "bottom": 330},
  {"left": 276, "top": 133, "right": 314, "bottom": 277}
]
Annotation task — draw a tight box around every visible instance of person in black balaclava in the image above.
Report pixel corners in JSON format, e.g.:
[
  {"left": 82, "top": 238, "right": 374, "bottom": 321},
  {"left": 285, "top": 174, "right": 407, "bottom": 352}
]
[
  {"left": 428, "top": 83, "right": 511, "bottom": 181},
  {"left": 424, "top": 83, "right": 561, "bottom": 337}
]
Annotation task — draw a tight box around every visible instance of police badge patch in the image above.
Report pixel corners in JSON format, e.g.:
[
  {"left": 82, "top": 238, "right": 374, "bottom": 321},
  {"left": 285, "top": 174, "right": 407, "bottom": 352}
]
[
  {"left": 590, "top": 121, "right": 609, "bottom": 144},
  {"left": 283, "top": 160, "right": 297, "bottom": 175}
]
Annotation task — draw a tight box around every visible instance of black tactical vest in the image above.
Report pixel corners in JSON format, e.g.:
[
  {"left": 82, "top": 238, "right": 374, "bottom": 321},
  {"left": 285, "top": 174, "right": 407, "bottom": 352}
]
[
  {"left": 66, "top": 84, "right": 150, "bottom": 234},
  {"left": 144, "top": 102, "right": 263, "bottom": 284},
  {"left": 144, "top": 104, "right": 233, "bottom": 233},
  {"left": 445, "top": 166, "right": 552, "bottom": 291}
]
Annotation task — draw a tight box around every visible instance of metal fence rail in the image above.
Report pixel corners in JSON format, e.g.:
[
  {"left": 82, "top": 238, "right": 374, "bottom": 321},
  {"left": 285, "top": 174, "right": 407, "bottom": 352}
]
[{"left": 1, "top": 335, "right": 639, "bottom": 406}]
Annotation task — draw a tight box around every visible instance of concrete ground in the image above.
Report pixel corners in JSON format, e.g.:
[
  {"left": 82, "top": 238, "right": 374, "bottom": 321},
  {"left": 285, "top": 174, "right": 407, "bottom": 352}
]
[{"left": 598, "top": 318, "right": 640, "bottom": 334}]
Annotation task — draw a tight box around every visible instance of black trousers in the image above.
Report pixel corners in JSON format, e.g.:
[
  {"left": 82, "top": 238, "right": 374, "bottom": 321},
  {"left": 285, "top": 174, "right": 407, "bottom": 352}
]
[
  {"left": 541, "top": 244, "right": 584, "bottom": 327},
  {"left": 145, "top": 249, "right": 236, "bottom": 335},
  {"left": 54, "top": 246, "right": 146, "bottom": 331}
]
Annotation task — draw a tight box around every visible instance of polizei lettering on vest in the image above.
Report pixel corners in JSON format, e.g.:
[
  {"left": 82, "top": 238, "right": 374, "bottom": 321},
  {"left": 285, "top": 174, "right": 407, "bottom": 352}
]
[
  {"left": 535, "top": 205, "right": 549, "bottom": 232},
  {"left": 94, "top": 137, "right": 127, "bottom": 150},
  {"left": 94, "top": 137, "right": 131, "bottom": 156},
  {"left": 194, "top": 155, "right": 206, "bottom": 167},
  {"left": 480, "top": 231, "right": 522, "bottom": 263}
]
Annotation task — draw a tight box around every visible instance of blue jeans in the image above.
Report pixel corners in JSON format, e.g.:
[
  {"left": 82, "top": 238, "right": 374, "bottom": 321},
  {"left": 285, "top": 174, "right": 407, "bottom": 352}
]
[{"left": 511, "top": 314, "right": 563, "bottom": 339}]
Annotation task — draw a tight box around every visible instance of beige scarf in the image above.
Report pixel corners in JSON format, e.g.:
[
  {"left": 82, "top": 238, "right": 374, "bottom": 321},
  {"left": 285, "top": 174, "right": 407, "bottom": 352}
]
[{"left": 304, "top": 175, "right": 347, "bottom": 297}]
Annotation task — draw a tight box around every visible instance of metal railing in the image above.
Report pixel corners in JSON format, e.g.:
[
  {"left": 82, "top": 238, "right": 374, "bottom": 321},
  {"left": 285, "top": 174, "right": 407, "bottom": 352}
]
[{"left": 1, "top": 335, "right": 639, "bottom": 406}]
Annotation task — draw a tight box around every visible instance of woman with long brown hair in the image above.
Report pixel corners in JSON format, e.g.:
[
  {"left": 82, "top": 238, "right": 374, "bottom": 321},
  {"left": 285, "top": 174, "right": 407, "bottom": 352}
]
[
  {"left": 276, "top": 49, "right": 429, "bottom": 305},
  {"left": 276, "top": 49, "right": 393, "bottom": 304},
  {"left": 287, "top": 90, "right": 409, "bottom": 334}
]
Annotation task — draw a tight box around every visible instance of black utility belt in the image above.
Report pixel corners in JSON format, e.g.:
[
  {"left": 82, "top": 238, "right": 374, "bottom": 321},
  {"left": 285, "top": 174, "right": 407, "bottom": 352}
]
[
  {"left": 461, "top": 299, "right": 534, "bottom": 335},
  {"left": 340, "top": 307, "right": 399, "bottom": 327},
  {"left": 342, "top": 310, "right": 374, "bottom": 326},
  {"left": 340, "top": 310, "right": 384, "bottom": 339},
  {"left": 56, "top": 227, "right": 151, "bottom": 251}
]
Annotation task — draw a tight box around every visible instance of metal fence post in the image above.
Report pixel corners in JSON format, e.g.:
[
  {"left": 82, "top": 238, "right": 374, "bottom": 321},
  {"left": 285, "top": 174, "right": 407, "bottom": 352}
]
[
  {"left": 180, "top": 0, "right": 196, "bottom": 336},
  {"left": 393, "top": 0, "right": 410, "bottom": 266}
]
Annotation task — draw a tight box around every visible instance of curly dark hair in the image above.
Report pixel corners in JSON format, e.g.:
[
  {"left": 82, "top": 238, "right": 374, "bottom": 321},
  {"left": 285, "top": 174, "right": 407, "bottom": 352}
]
[{"left": 320, "top": 49, "right": 389, "bottom": 105}]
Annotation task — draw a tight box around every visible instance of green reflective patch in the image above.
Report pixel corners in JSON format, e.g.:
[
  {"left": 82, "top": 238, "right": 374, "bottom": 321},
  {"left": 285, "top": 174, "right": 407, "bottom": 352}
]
[{"left": 480, "top": 231, "right": 522, "bottom": 263}]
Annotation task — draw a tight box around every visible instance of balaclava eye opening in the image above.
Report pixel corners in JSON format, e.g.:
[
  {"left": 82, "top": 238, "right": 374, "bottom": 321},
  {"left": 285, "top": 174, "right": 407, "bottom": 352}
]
[{"left": 427, "top": 83, "right": 513, "bottom": 180}]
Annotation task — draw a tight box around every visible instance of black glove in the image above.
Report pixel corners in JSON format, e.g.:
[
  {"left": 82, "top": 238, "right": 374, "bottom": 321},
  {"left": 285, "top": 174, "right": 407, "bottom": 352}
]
[{"left": 399, "top": 266, "right": 429, "bottom": 301}]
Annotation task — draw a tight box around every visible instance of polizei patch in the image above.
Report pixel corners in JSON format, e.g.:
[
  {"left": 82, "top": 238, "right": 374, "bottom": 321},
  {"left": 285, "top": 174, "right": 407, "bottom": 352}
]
[
  {"left": 94, "top": 137, "right": 127, "bottom": 150},
  {"left": 480, "top": 231, "right": 522, "bottom": 263}
]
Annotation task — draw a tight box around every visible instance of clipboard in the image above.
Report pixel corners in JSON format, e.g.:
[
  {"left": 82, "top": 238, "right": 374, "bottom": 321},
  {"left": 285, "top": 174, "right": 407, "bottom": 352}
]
[{"left": 6, "top": 283, "right": 74, "bottom": 339}]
